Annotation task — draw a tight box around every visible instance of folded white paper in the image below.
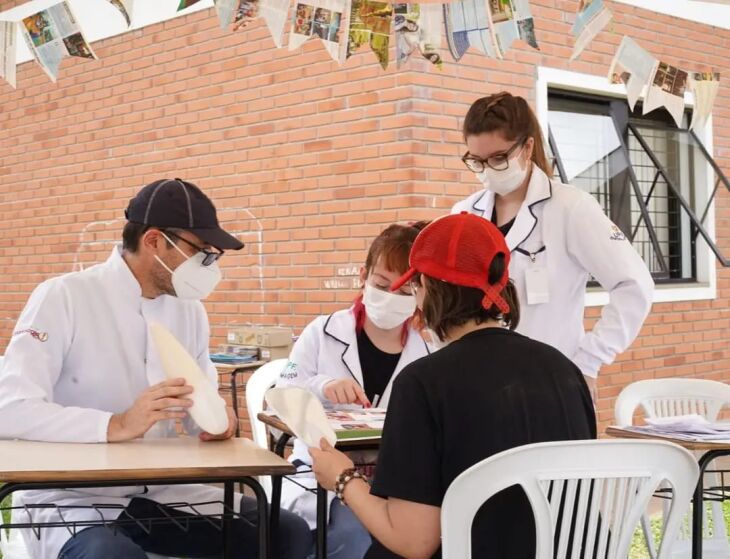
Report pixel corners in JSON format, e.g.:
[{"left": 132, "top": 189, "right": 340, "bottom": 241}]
[
  {"left": 149, "top": 322, "right": 229, "bottom": 435},
  {"left": 265, "top": 386, "right": 337, "bottom": 448}
]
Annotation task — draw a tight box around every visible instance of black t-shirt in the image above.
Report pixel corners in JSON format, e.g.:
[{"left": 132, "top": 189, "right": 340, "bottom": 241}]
[
  {"left": 358, "top": 329, "right": 401, "bottom": 403},
  {"left": 491, "top": 206, "right": 515, "bottom": 237},
  {"left": 366, "top": 328, "right": 596, "bottom": 559}
]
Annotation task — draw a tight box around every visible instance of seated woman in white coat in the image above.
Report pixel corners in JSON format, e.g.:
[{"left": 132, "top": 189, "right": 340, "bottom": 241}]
[{"left": 276, "top": 222, "right": 431, "bottom": 558}]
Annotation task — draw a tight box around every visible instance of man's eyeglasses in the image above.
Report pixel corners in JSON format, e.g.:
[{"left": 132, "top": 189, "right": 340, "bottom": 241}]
[
  {"left": 462, "top": 137, "right": 526, "bottom": 173},
  {"left": 163, "top": 230, "right": 224, "bottom": 267}
]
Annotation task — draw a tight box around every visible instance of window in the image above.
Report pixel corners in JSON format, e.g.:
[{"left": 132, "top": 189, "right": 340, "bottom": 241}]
[{"left": 547, "top": 89, "right": 729, "bottom": 285}]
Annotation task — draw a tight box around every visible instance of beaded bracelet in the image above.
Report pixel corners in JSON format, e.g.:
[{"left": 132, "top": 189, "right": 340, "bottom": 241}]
[{"left": 334, "top": 467, "right": 369, "bottom": 505}]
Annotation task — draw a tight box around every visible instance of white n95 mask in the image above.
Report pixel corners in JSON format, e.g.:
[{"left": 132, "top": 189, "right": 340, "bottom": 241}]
[
  {"left": 476, "top": 154, "right": 530, "bottom": 197},
  {"left": 362, "top": 283, "right": 416, "bottom": 330},
  {"left": 156, "top": 234, "right": 222, "bottom": 300}
]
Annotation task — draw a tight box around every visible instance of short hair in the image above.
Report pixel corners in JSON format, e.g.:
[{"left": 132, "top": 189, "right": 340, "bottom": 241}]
[
  {"left": 422, "top": 254, "right": 520, "bottom": 340},
  {"left": 121, "top": 222, "right": 152, "bottom": 253}
]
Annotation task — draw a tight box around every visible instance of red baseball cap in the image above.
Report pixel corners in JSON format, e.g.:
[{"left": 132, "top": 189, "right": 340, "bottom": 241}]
[{"left": 391, "top": 212, "right": 511, "bottom": 313}]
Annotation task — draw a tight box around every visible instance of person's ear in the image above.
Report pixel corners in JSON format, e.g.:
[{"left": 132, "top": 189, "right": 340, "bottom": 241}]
[
  {"left": 142, "top": 229, "right": 164, "bottom": 254},
  {"left": 523, "top": 137, "right": 535, "bottom": 164}
]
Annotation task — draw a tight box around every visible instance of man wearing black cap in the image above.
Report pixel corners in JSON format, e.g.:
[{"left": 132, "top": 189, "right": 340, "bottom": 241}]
[{"left": 0, "top": 179, "right": 311, "bottom": 559}]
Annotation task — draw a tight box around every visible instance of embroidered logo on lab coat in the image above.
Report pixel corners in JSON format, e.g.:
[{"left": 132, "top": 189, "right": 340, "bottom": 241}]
[
  {"left": 609, "top": 225, "right": 627, "bottom": 241},
  {"left": 13, "top": 328, "right": 48, "bottom": 342},
  {"left": 281, "top": 361, "right": 298, "bottom": 379}
]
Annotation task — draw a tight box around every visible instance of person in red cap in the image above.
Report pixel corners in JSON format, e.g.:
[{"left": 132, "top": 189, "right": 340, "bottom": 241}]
[{"left": 309, "top": 213, "right": 596, "bottom": 559}]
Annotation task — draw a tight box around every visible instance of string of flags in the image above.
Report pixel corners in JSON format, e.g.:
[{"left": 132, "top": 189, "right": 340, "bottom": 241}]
[
  {"left": 0, "top": 0, "right": 721, "bottom": 131},
  {"left": 609, "top": 35, "right": 720, "bottom": 129}
]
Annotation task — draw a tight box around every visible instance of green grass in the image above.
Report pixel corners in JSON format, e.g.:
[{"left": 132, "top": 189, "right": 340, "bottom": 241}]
[{"left": 630, "top": 501, "right": 730, "bottom": 558}]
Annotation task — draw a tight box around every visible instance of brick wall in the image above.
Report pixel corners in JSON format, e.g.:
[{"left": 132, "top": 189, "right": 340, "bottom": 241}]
[{"left": 0, "top": 0, "right": 728, "bottom": 435}]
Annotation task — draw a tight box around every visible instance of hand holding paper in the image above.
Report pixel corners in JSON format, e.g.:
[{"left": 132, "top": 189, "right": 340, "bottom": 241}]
[
  {"left": 149, "top": 322, "right": 229, "bottom": 436},
  {"left": 265, "top": 386, "right": 337, "bottom": 447}
]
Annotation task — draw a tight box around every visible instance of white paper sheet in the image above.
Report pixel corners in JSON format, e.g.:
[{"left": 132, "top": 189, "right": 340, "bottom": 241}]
[
  {"left": 149, "top": 322, "right": 229, "bottom": 436},
  {"left": 444, "top": 0, "right": 495, "bottom": 60},
  {"left": 265, "top": 387, "right": 337, "bottom": 448}
]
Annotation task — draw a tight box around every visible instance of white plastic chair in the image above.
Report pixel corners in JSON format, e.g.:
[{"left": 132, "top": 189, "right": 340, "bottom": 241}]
[
  {"left": 244, "top": 359, "right": 288, "bottom": 498},
  {"left": 441, "top": 439, "right": 699, "bottom": 559},
  {"left": 615, "top": 378, "right": 730, "bottom": 558}
]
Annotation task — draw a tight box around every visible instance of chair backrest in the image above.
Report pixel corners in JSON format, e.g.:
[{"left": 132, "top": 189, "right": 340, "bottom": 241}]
[
  {"left": 614, "top": 378, "right": 730, "bottom": 426},
  {"left": 245, "top": 359, "right": 288, "bottom": 449},
  {"left": 441, "top": 440, "right": 698, "bottom": 559}
]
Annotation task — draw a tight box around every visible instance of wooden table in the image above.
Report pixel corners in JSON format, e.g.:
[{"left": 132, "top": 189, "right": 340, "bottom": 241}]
[
  {"left": 258, "top": 412, "right": 381, "bottom": 559},
  {"left": 606, "top": 426, "right": 730, "bottom": 559},
  {"left": 216, "top": 360, "right": 267, "bottom": 437},
  {"left": 0, "top": 437, "right": 295, "bottom": 559}
]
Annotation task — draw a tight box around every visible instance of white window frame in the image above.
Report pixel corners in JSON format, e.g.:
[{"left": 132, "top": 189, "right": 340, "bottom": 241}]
[{"left": 536, "top": 66, "right": 717, "bottom": 306}]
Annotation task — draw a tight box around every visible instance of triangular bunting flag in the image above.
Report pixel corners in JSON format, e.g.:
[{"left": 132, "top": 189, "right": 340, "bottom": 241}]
[
  {"left": 20, "top": 1, "right": 96, "bottom": 83},
  {"left": 689, "top": 72, "right": 720, "bottom": 130},
  {"left": 346, "top": 0, "right": 392, "bottom": 70},
  {"left": 394, "top": 3, "right": 442, "bottom": 68},
  {"left": 643, "top": 61, "right": 688, "bottom": 128},
  {"left": 290, "top": 0, "right": 348, "bottom": 61},
  {"left": 444, "top": 0, "right": 496, "bottom": 61},
  {"left": 608, "top": 36, "right": 656, "bottom": 110},
  {"left": 570, "top": 0, "right": 611, "bottom": 61}
]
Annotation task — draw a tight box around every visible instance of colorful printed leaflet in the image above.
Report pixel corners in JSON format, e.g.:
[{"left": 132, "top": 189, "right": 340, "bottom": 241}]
[{"left": 347, "top": 0, "right": 392, "bottom": 69}]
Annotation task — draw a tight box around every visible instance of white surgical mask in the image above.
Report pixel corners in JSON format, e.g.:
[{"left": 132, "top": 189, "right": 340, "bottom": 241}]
[
  {"left": 424, "top": 328, "right": 450, "bottom": 351},
  {"left": 475, "top": 148, "right": 530, "bottom": 196},
  {"left": 156, "top": 233, "right": 222, "bottom": 300},
  {"left": 362, "top": 283, "right": 416, "bottom": 330}
]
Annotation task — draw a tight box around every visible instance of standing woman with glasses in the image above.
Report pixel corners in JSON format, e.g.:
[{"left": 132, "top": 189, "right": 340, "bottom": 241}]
[{"left": 453, "top": 92, "right": 654, "bottom": 399}]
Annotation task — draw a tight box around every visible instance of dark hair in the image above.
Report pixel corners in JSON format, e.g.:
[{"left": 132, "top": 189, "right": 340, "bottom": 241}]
[
  {"left": 422, "top": 254, "right": 520, "bottom": 340},
  {"left": 122, "top": 223, "right": 182, "bottom": 253},
  {"left": 121, "top": 222, "right": 152, "bottom": 253},
  {"left": 462, "top": 92, "right": 551, "bottom": 176}
]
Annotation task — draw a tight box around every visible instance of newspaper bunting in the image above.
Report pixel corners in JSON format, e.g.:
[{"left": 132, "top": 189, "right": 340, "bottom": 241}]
[
  {"left": 20, "top": 1, "right": 96, "bottom": 83},
  {"left": 488, "top": 0, "right": 538, "bottom": 58},
  {"left": 444, "top": 0, "right": 537, "bottom": 62},
  {"left": 394, "top": 3, "right": 442, "bottom": 68},
  {"left": 444, "top": 0, "right": 496, "bottom": 60},
  {"left": 215, "top": 0, "right": 290, "bottom": 47},
  {"left": 290, "top": 0, "right": 348, "bottom": 61},
  {"left": 108, "top": 0, "right": 133, "bottom": 26},
  {"left": 346, "top": 0, "right": 392, "bottom": 70},
  {"left": 0, "top": 21, "right": 17, "bottom": 88},
  {"left": 643, "top": 61, "right": 688, "bottom": 128},
  {"left": 608, "top": 36, "right": 655, "bottom": 110},
  {"left": 689, "top": 72, "right": 721, "bottom": 130},
  {"left": 570, "top": 0, "right": 611, "bottom": 61}
]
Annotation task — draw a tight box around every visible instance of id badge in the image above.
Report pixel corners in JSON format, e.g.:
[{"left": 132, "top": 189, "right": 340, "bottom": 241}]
[{"left": 525, "top": 265, "right": 550, "bottom": 305}]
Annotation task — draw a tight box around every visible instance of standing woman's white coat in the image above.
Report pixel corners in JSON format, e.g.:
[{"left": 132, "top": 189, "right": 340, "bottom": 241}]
[{"left": 452, "top": 92, "right": 653, "bottom": 389}]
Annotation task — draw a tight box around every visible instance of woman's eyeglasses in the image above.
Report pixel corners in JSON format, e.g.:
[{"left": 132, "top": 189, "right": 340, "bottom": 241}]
[{"left": 462, "top": 137, "right": 526, "bottom": 173}]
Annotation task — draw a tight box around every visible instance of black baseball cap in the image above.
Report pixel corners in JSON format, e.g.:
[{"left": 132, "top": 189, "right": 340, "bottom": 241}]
[{"left": 124, "top": 178, "right": 244, "bottom": 251}]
